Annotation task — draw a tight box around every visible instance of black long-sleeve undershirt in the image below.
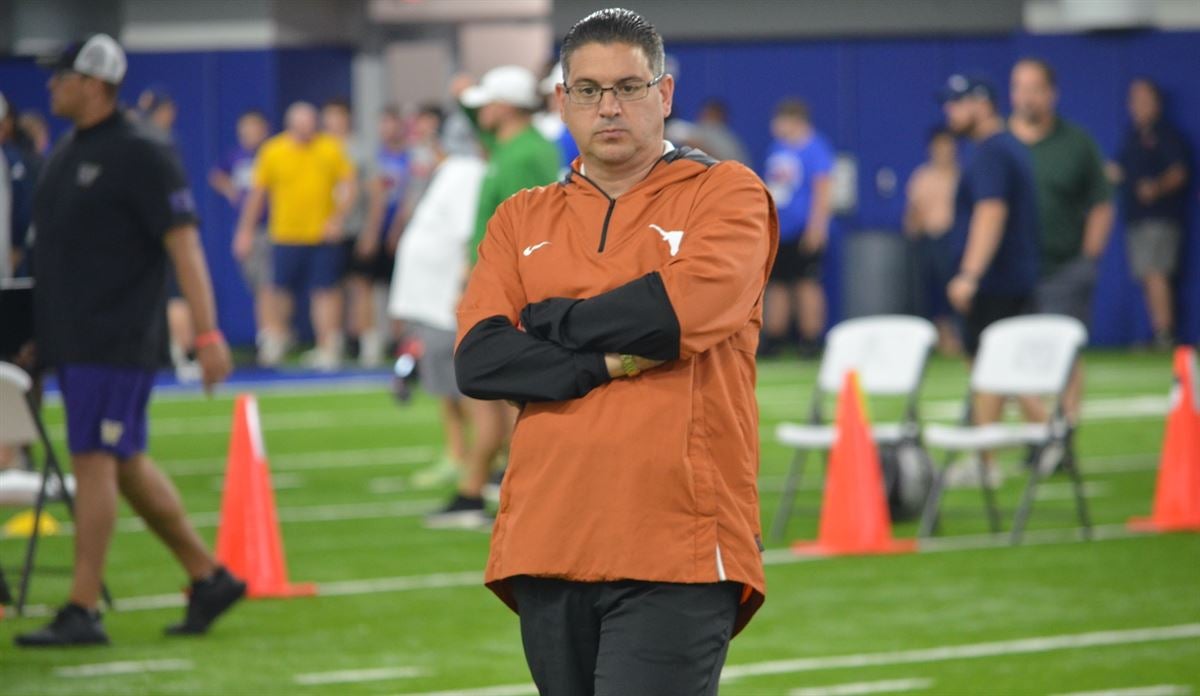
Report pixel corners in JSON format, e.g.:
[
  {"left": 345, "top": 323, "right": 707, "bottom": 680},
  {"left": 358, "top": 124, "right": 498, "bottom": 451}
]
[{"left": 519, "top": 271, "right": 681, "bottom": 361}]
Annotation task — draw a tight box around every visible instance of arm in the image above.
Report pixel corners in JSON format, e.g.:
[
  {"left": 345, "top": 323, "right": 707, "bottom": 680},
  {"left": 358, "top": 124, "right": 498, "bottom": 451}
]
[
  {"left": 324, "top": 171, "right": 357, "bottom": 242},
  {"left": 164, "top": 225, "right": 232, "bottom": 393},
  {"left": 521, "top": 164, "right": 775, "bottom": 361},
  {"left": 207, "top": 167, "right": 237, "bottom": 205},
  {"left": 357, "top": 176, "right": 386, "bottom": 259},
  {"left": 1137, "top": 162, "right": 1188, "bottom": 204},
  {"left": 947, "top": 199, "right": 1006, "bottom": 313},
  {"left": 232, "top": 186, "right": 266, "bottom": 261},
  {"left": 454, "top": 202, "right": 615, "bottom": 402},
  {"left": 902, "top": 174, "right": 922, "bottom": 237},
  {"left": 803, "top": 174, "right": 833, "bottom": 252},
  {"left": 1082, "top": 201, "right": 1114, "bottom": 260}
]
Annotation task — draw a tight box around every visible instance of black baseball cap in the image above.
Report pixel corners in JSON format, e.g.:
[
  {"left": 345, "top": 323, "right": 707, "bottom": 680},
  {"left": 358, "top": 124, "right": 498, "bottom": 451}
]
[
  {"left": 38, "top": 34, "right": 127, "bottom": 85},
  {"left": 938, "top": 74, "right": 996, "bottom": 104}
]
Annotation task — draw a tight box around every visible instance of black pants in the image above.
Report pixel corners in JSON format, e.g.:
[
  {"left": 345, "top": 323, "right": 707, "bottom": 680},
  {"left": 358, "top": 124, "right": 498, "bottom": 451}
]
[{"left": 510, "top": 576, "right": 740, "bottom": 696}]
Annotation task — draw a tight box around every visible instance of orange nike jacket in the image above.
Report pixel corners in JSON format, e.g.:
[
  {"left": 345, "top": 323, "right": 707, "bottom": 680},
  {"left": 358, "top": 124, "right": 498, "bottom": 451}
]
[{"left": 454, "top": 146, "right": 779, "bottom": 636}]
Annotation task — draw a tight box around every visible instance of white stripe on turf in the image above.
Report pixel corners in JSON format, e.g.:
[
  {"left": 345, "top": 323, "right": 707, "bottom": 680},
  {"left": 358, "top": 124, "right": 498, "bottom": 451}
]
[
  {"left": 293, "top": 666, "right": 426, "bottom": 686},
  {"left": 761, "top": 523, "right": 1137, "bottom": 565},
  {"left": 19, "top": 524, "right": 1146, "bottom": 620},
  {"left": 719, "top": 624, "right": 1200, "bottom": 681},
  {"left": 55, "top": 659, "right": 194, "bottom": 678},
  {"left": 789, "top": 677, "right": 934, "bottom": 696},
  {"left": 47, "top": 498, "right": 444, "bottom": 536},
  {"left": 165, "top": 445, "right": 437, "bottom": 477},
  {"left": 1051, "top": 686, "right": 1192, "bottom": 696},
  {"left": 394, "top": 686, "right": 539, "bottom": 696},
  {"left": 391, "top": 623, "right": 1200, "bottom": 695}
]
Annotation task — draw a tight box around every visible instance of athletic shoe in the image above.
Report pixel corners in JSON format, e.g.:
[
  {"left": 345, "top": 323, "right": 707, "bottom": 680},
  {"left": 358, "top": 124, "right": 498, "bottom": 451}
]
[
  {"left": 482, "top": 467, "right": 506, "bottom": 504},
  {"left": 359, "top": 329, "right": 387, "bottom": 369},
  {"left": 944, "top": 457, "right": 1005, "bottom": 490},
  {"left": 257, "top": 331, "right": 291, "bottom": 367},
  {"left": 410, "top": 456, "right": 461, "bottom": 490},
  {"left": 164, "top": 566, "right": 247, "bottom": 636},
  {"left": 424, "top": 494, "right": 493, "bottom": 531},
  {"left": 14, "top": 603, "right": 110, "bottom": 647}
]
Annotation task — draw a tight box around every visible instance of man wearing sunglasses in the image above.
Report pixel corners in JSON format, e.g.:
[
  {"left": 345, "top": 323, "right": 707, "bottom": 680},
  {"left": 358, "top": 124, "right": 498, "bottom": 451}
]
[
  {"left": 454, "top": 8, "right": 777, "bottom": 694},
  {"left": 16, "top": 34, "right": 243, "bottom": 647}
]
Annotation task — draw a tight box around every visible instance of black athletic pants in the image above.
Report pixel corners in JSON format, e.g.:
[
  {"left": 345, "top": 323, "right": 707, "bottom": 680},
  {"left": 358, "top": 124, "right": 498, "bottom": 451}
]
[{"left": 509, "top": 576, "right": 741, "bottom": 696}]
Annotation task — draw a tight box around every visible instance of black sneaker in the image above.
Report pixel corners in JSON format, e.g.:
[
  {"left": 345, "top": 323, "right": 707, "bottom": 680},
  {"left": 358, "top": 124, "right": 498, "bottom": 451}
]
[
  {"left": 165, "top": 566, "right": 246, "bottom": 636},
  {"left": 424, "top": 494, "right": 493, "bottom": 530},
  {"left": 15, "top": 603, "right": 109, "bottom": 647}
]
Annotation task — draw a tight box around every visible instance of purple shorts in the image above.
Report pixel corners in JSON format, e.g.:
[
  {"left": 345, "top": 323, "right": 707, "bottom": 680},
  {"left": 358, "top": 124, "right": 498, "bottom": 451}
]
[{"left": 59, "top": 364, "right": 156, "bottom": 459}]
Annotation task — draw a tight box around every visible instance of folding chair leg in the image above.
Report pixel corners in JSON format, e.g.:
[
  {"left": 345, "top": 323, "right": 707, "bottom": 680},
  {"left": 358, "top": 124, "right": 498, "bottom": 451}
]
[
  {"left": 978, "top": 456, "right": 1002, "bottom": 534},
  {"left": 1064, "top": 453, "right": 1093, "bottom": 540},
  {"left": 16, "top": 461, "right": 52, "bottom": 615},
  {"left": 918, "top": 453, "right": 954, "bottom": 537},
  {"left": 0, "top": 557, "right": 12, "bottom": 605},
  {"left": 1010, "top": 469, "right": 1040, "bottom": 545},
  {"left": 770, "top": 450, "right": 809, "bottom": 542}
]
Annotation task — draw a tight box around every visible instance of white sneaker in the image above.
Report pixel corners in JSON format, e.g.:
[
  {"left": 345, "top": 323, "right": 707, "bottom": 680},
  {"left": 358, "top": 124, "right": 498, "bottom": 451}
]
[
  {"left": 175, "top": 360, "right": 202, "bottom": 384},
  {"left": 944, "top": 457, "right": 1005, "bottom": 490},
  {"left": 359, "top": 330, "right": 386, "bottom": 368},
  {"left": 257, "top": 332, "right": 290, "bottom": 367}
]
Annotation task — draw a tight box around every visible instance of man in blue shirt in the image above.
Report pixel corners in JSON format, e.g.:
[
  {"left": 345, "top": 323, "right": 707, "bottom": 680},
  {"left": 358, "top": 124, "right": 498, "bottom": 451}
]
[
  {"left": 209, "top": 109, "right": 272, "bottom": 356},
  {"left": 762, "top": 98, "right": 834, "bottom": 358},
  {"left": 1112, "top": 78, "right": 1190, "bottom": 349},
  {"left": 942, "top": 74, "right": 1045, "bottom": 478}
]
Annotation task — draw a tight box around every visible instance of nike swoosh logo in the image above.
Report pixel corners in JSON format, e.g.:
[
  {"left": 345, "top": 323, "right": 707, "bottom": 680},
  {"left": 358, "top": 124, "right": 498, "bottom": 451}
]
[{"left": 523, "top": 241, "right": 551, "bottom": 256}]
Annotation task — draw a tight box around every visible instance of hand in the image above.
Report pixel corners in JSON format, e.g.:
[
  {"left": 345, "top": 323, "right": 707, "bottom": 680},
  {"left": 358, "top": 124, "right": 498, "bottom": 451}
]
[
  {"left": 801, "top": 228, "right": 827, "bottom": 253},
  {"left": 232, "top": 229, "right": 253, "bottom": 261},
  {"left": 354, "top": 234, "right": 377, "bottom": 261},
  {"left": 1135, "top": 179, "right": 1158, "bottom": 205},
  {"left": 323, "top": 218, "right": 345, "bottom": 243},
  {"left": 604, "top": 354, "right": 665, "bottom": 379},
  {"left": 450, "top": 73, "right": 475, "bottom": 99},
  {"left": 947, "top": 273, "right": 978, "bottom": 314},
  {"left": 195, "top": 337, "right": 233, "bottom": 395}
]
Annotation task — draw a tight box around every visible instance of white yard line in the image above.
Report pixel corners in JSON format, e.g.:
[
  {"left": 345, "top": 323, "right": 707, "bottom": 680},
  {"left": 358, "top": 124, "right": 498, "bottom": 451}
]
[
  {"left": 164, "top": 445, "right": 437, "bottom": 477},
  {"left": 789, "top": 677, "right": 934, "bottom": 696},
  {"left": 761, "top": 523, "right": 1139, "bottom": 565},
  {"left": 394, "top": 686, "right": 539, "bottom": 696},
  {"left": 718, "top": 623, "right": 1200, "bottom": 681},
  {"left": 294, "top": 666, "right": 426, "bottom": 686},
  {"left": 20, "top": 524, "right": 1146, "bottom": 620},
  {"left": 46, "top": 498, "right": 444, "bottom": 536},
  {"left": 391, "top": 623, "right": 1200, "bottom": 695},
  {"left": 54, "top": 659, "right": 194, "bottom": 678},
  {"left": 1052, "top": 686, "right": 1193, "bottom": 696}
]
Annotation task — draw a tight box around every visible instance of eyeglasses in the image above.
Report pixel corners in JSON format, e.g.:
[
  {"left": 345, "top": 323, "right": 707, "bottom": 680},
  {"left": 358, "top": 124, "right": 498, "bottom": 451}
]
[{"left": 563, "top": 74, "right": 665, "bottom": 105}]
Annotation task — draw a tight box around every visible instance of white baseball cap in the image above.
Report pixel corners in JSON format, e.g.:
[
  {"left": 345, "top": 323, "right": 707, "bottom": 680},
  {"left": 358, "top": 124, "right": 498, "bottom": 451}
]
[
  {"left": 539, "top": 62, "right": 563, "bottom": 96},
  {"left": 42, "top": 34, "right": 127, "bottom": 85},
  {"left": 461, "top": 66, "right": 541, "bottom": 110}
]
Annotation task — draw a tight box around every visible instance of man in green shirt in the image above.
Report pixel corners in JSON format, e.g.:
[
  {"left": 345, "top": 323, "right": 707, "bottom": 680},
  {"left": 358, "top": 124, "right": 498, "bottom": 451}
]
[
  {"left": 1009, "top": 58, "right": 1114, "bottom": 450},
  {"left": 427, "top": 65, "right": 560, "bottom": 529}
]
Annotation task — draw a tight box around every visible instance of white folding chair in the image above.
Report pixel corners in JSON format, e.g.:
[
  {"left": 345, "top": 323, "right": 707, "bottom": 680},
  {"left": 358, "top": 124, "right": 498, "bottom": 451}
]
[
  {"left": 770, "top": 315, "right": 938, "bottom": 540},
  {"left": 918, "top": 315, "right": 1092, "bottom": 544},
  {"left": 0, "top": 361, "right": 108, "bottom": 614}
]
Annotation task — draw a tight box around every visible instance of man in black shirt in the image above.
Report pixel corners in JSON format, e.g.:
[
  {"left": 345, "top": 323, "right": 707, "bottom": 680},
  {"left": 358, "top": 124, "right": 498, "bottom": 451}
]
[
  {"left": 1112, "top": 78, "right": 1190, "bottom": 349},
  {"left": 16, "top": 35, "right": 244, "bottom": 647}
]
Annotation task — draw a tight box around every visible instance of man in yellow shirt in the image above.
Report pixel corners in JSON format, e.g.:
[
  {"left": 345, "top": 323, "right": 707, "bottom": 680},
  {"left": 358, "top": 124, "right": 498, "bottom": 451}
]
[{"left": 234, "top": 101, "right": 355, "bottom": 369}]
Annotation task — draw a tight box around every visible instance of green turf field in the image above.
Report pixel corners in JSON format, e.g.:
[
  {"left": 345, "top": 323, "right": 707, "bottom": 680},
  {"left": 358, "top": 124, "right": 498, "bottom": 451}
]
[{"left": 1, "top": 350, "right": 1198, "bottom": 695}]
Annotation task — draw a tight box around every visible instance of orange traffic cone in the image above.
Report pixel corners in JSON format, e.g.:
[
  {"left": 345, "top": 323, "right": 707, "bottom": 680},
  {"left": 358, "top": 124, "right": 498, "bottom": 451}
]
[
  {"left": 215, "top": 394, "right": 316, "bottom": 598},
  {"left": 794, "top": 370, "right": 917, "bottom": 556},
  {"left": 1129, "top": 347, "right": 1200, "bottom": 533}
]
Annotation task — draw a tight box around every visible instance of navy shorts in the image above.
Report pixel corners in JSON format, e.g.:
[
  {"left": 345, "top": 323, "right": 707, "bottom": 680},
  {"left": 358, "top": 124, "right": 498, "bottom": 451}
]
[
  {"left": 59, "top": 364, "right": 156, "bottom": 459},
  {"left": 273, "top": 243, "right": 345, "bottom": 295}
]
